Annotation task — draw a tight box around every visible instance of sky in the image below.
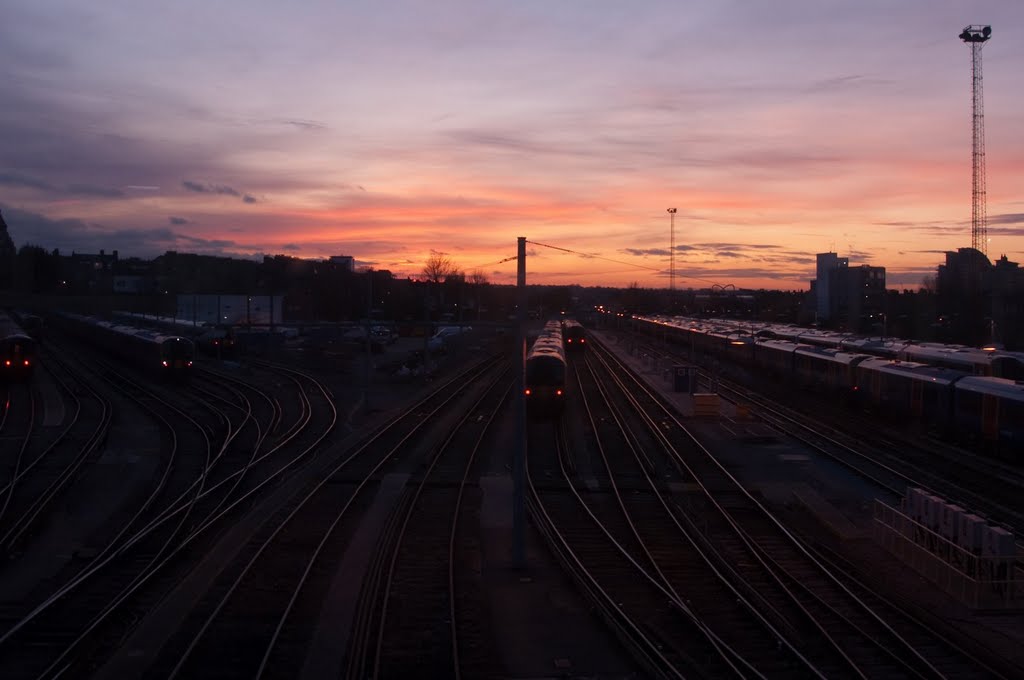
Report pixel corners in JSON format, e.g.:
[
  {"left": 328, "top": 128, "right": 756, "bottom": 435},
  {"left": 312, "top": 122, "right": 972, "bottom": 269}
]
[{"left": 2, "top": 1, "right": 1023, "bottom": 291}]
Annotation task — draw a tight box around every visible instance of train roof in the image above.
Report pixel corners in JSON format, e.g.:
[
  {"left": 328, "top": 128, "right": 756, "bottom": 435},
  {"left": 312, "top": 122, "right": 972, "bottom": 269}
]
[
  {"left": 62, "top": 313, "right": 194, "bottom": 347},
  {"left": 858, "top": 358, "right": 968, "bottom": 385},
  {"left": 528, "top": 325, "right": 566, "bottom": 361},
  {"left": 113, "top": 311, "right": 209, "bottom": 331},
  {"left": 838, "top": 337, "right": 910, "bottom": 357},
  {"left": 899, "top": 344, "right": 1007, "bottom": 369},
  {"left": 636, "top": 314, "right": 1024, "bottom": 370},
  {"left": 955, "top": 376, "right": 1024, "bottom": 401},
  {"left": 527, "top": 347, "right": 566, "bottom": 363},
  {"left": 793, "top": 346, "right": 872, "bottom": 365},
  {"left": 756, "top": 339, "right": 807, "bottom": 352},
  {"left": 0, "top": 312, "right": 29, "bottom": 338}
]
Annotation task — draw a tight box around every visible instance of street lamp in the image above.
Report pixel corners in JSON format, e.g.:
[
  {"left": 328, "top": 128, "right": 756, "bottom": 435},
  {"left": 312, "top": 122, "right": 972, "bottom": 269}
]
[{"left": 667, "top": 208, "right": 677, "bottom": 307}]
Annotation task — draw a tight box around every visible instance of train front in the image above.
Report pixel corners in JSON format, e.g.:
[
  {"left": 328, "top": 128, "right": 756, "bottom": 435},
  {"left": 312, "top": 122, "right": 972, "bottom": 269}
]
[
  {"left": 0, "top": 334, "right": 35, "bottom": 381},
  {"left": 525, "top": 349, "right": 566, "bottom": 417},
  {"left": 160, "top": 336, "right": 195, "bottom": 379}
]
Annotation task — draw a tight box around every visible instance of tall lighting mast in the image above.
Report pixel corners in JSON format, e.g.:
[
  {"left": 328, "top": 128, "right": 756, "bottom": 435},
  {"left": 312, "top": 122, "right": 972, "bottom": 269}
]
[
  {"left": 667, "top": 208, "right": 677, "bottom": 302},
  {"left": 960, "top": 24, "right": 991, "bottom": 257}
]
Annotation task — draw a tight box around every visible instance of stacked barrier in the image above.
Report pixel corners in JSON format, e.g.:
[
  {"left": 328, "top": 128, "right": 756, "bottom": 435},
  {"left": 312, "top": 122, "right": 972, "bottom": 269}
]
[{"left": 872, "top": 488, "right": 1019, "bottom": 609}]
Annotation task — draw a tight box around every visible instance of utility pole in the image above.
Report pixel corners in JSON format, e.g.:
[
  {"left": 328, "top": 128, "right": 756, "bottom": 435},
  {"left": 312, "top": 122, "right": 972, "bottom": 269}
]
[
  {"left": 513, "top": 236, "right": 526, "bottom": 568},
  {"left": 365, "top": 270, "right": 372, "bottom": 413}
]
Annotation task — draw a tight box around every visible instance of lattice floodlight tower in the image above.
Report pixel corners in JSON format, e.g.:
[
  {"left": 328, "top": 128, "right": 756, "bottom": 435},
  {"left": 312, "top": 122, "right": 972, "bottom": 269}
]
[{"left": 959, "top": 24, "right": 991, "bottom": 257}]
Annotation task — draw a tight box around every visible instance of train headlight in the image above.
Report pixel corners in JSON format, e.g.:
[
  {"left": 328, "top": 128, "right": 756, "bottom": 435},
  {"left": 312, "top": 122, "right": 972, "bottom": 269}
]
[{"left": 162, "top": 360, "right": 169, "bottom": 367}]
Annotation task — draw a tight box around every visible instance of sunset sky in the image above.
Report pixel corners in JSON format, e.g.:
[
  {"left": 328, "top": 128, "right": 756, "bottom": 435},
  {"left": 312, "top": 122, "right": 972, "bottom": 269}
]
[{"left": 2, "top": 1, "right": 1023, "bottom": 290}]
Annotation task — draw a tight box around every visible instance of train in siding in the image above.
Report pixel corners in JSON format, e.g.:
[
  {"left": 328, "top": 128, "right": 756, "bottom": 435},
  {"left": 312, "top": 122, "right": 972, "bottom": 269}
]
[
  {"left": 525, "top": 320, "right": 566, "bottom": 417},
  {"left": 634, "top": 314, "right": 1024, "bottom": 457},
  {"left": 55, "top": 313, "right": 195, "bottom": 381},
  {"left": 112, "top": 311, "right": 238, "bottom": 359},
  {"left": 0, "top": 311, "right": 36, "bottom": 382},
  {"left": 13, "top": 312, "right": 45, "bottom": 344},
  {"left": 563, "top": 319, "right": 586, "bottom": 352},
  {"left": 643, "top": 314, "right": 1024, "bottom": 379},
  {"left": 954, "top": 377, "right": 1024, "bottom": 448}
]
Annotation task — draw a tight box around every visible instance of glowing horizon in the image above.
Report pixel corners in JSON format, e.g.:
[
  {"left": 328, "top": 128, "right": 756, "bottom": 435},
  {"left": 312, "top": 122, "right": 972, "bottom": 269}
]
[{"left": 2, "top": 1, "right": 1023, "bottom": 290}]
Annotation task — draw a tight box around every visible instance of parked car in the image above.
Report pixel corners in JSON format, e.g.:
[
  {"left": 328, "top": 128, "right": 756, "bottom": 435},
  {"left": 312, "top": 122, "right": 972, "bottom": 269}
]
[{"left": 428, "top": 325, "right": 472, "bottom": 352}]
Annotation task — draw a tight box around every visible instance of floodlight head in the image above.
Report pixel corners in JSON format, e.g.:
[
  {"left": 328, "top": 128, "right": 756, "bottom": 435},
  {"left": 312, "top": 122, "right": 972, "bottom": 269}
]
[
  {"left": 960, "top": 24, "right": 991, "bottom": 43},
  {"left": 667, "top": 208, "right": 677, "bottom": 214}
]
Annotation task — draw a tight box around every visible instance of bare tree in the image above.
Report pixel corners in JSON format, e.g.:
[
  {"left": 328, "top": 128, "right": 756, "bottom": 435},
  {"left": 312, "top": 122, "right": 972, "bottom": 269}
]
[
  {"left": 469, "top": 269, "right": 489, "bottom": 287},
  {"left": 920, "top": 275, "right": 936, "bottom": 294},
  {"left": 422, "top": 250, "right": 457, "bottom": 284},
  {"left": 463, "top": 270, "right": 488, "bottom": 321}
]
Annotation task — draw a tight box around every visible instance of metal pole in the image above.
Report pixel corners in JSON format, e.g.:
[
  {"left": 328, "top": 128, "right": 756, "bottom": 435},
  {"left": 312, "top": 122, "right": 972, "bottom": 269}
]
[
  {"left": 423, "top": 286, "right": 431, "bottom": 378},
  {"left": 513, "top": 236, "right": 527, "bottom": 568},
  {"left": 365, "top": 271, "right": 372, "bottom": 412},
  {"left": 667, "top": 208, "right": 677, "bottom": 310}
]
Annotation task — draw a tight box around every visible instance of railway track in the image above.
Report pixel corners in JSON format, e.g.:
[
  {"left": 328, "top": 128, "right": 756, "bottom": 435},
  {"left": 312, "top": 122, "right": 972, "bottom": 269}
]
[
  {"left": 145, "top": 355, "right": 498, "bottom": 679},
  {"left": 628, "top": 331, "right": 1024, "bottom": 562},
  {"left": 576, "top": 352, "right": 822, "bottom": 678},
  {"left": 0, "top": 346, "right": 342, "bottom": 678},
  {"left": 712, "top": 377, "right": 1024, "bottom": 528},
  {"left": 590, "top": 335, "right": 1003, "bottom": 679},
  {"left": 347, "top": 364, "right": 510, "bottom": 679},
  {"left": 0, "top": 346, "right": 116, "bottom": 558}
]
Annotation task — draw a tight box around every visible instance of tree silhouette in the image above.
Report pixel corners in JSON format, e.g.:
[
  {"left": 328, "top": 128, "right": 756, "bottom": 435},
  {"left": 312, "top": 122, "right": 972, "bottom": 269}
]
[{"left": 422, "top": 250, "right": 457, "bottom": 284}]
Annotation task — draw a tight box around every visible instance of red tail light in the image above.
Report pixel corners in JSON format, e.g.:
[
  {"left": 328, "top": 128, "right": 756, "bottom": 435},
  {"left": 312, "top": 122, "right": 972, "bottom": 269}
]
[
  {"left": 580, "top": 339, "right": 585, "bottom": 343},
  {"left": 556, "top": 389, "right": 563, "bottom": 396},
  {"left": 567, "top": 338, "right": 573, "bottom": 343},
  {"left": 187, "top": 361, "right": 193, "bottom": 366},
  {"left": 524, "top": 389, "right": 531, "bottom": 396},
  {"left": 24, "top": 360, "right": 30, "bottom": 366},
  {"left": 4, "top": 360, "right": 10, "bottom": 366}
]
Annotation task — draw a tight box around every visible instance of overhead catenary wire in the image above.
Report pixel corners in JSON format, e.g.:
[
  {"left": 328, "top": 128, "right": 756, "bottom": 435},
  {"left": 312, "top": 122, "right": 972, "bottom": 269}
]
[{"left": 526, "top": 239, "right": 720, "bottom": 286}]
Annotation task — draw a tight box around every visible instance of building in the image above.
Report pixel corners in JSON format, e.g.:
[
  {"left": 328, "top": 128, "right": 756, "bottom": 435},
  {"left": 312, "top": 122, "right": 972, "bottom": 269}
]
[
  {"left": 65, "top": 249, "right": 119, "bottom": 293},
  {"left": 830, "top": 264, "right": 886, "bottom": 333},
  {"left": 113, "top": 275, "right": 150, "bottom": 294},
  {"left": 814, "top": 253, "right": 848, "bottom": 322},
  {"left": 176, "top": 294, "right": 284, "bottom": 326},
  {"left": 0, "top": 211, "right": 16, "bottom": 289},
  {"left": 811, "top": 252, "right": 885, "bottom": 331},
  {"left": 937, "top": 248, "right": 1024, "bottom": 348},
  {"left": 328, "top": 255, "right": 355, "bottom": 273}
]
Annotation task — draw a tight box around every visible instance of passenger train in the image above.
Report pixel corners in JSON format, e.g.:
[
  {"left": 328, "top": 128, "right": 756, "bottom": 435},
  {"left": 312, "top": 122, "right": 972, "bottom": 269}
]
[
  {"left": 112, "top": 311, "right": 237, "bottom": 359},
  {"left": 0, "top": 311, "right": 36, "bottom": 382},
  {"left": 633, "top": 314, "right": 1024, "bottom": 457},
  {"left": 563, "top": 320, "right": 586, "bottom": 352},
  {"left": 55, "top": 312, "right": 195, "bottom": 381},
  {"left": 525, "top": 320, "right": 566, "bottom": 417}
]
